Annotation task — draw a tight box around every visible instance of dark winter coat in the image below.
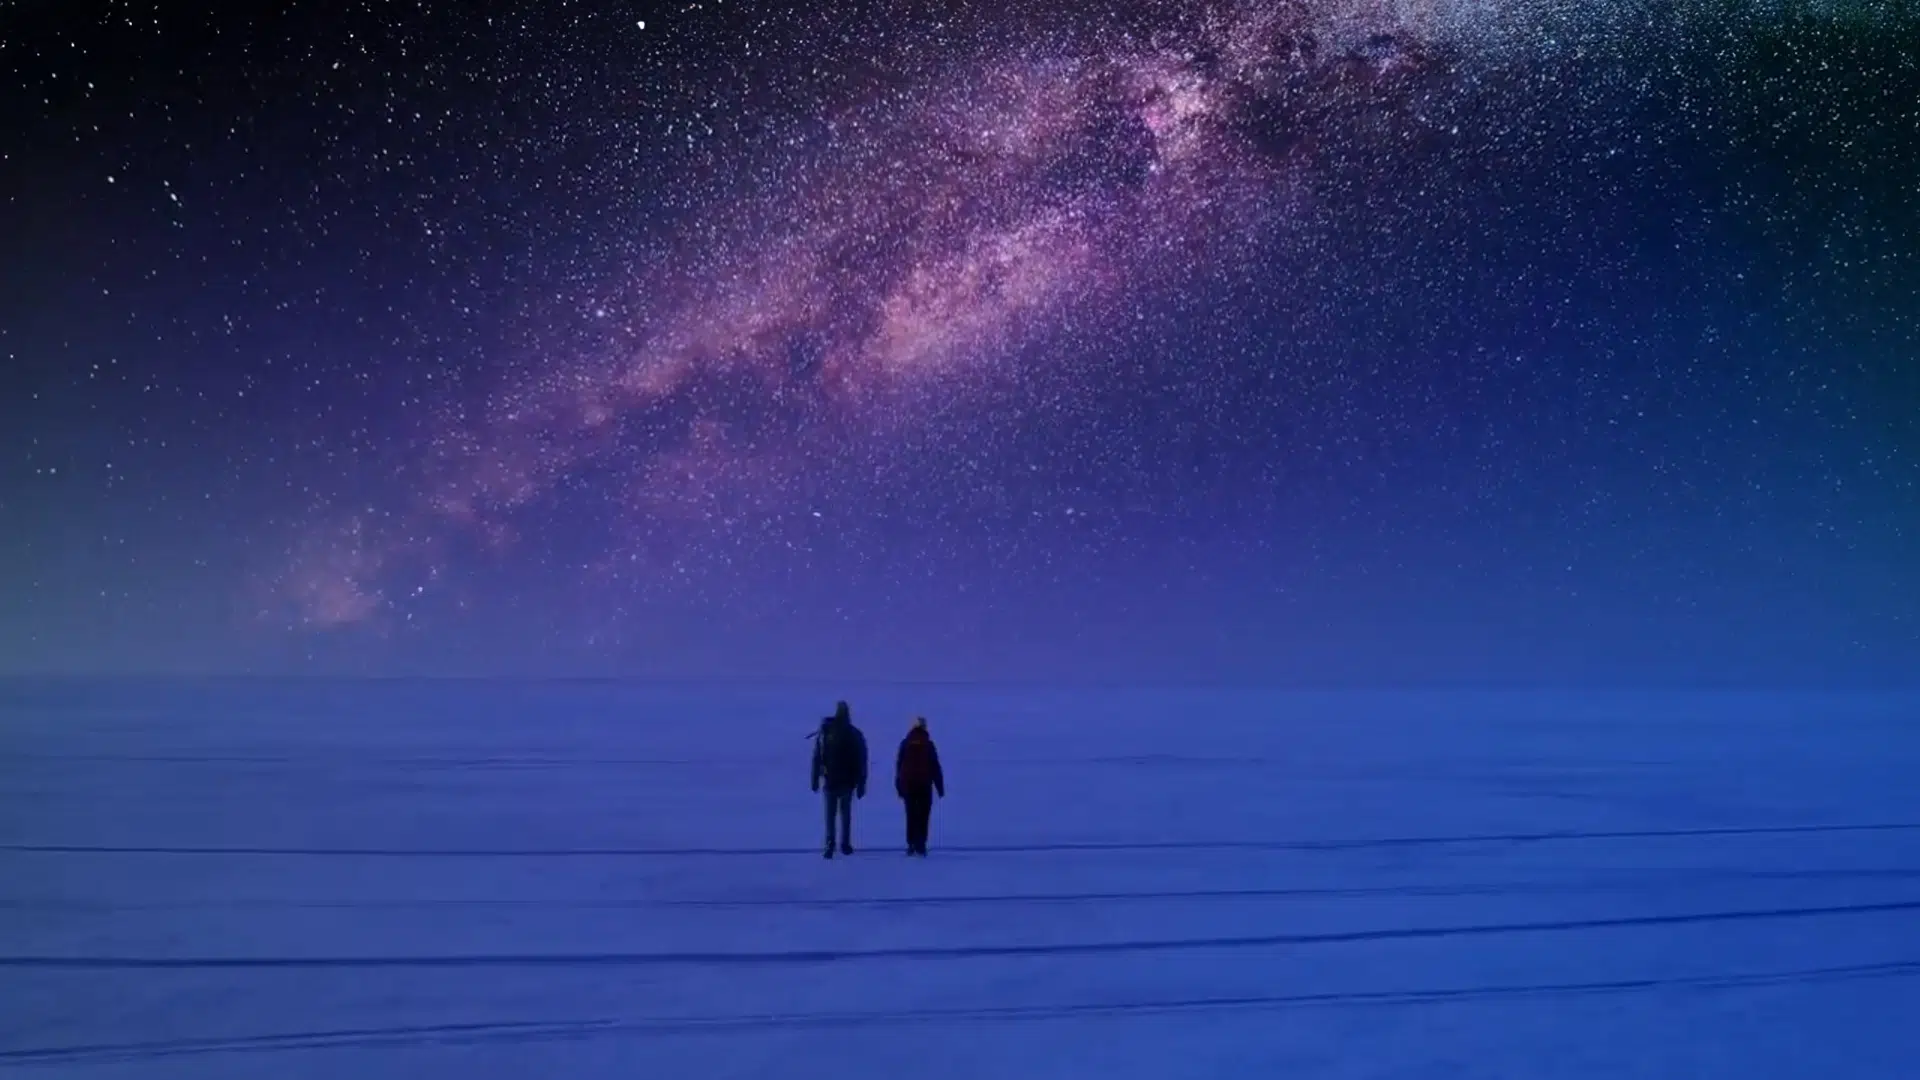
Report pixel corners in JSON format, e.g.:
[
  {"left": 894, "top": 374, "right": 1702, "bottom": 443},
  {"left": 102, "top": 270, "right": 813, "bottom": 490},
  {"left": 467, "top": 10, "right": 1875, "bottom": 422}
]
[
  {"left": 811, "top": 714, "right": 869, "bottom": 795},
  {"left": 894, "top": 727, "right": 944, "bottom": 798}
]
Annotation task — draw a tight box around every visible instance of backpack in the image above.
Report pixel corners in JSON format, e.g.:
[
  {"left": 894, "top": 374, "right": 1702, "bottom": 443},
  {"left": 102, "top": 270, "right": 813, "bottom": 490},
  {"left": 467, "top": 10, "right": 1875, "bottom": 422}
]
[{"left": 818, "top": 723, "right": 862, "bottom": 783}]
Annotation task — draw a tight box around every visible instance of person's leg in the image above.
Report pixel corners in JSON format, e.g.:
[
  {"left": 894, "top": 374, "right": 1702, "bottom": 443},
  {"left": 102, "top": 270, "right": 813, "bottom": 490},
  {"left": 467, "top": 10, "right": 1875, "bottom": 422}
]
[
  {"left": 822, "top": 789, "right": 839, "bottom": 855},
  {"left": 906, "top": 791, "right": 930, "bottom": 853},
  {"left": 918, "top": 792, "right": 934, "bottom": 853},
  {"left": 838, "top": 791, "right": 854, "bottom": 854}
]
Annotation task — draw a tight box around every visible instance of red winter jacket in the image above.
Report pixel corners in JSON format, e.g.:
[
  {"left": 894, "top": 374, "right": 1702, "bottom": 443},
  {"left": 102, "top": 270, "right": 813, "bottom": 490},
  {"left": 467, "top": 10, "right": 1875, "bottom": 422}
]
[{"left": 894, "top": 728, "right": 945, "bottom": 798}]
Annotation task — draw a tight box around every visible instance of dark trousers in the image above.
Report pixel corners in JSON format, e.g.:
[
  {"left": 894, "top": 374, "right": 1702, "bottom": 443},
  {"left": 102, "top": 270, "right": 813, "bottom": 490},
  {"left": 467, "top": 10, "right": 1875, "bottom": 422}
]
[
  {"left": 902, "top": 789, "right": 934, "bottom": 852},
  {"left": 823, "top": 788, "right": 854, "bottom": 851}
]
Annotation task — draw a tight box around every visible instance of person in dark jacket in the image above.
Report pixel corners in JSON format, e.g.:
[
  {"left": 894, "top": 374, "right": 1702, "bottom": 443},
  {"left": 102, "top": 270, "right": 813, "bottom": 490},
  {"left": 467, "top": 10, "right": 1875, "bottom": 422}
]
[
  {"left": 810, "top": 700, "right": 868, "bottom": 858},
  {"left": 894, "top": 716, "right": 945, "bottom": 856}
]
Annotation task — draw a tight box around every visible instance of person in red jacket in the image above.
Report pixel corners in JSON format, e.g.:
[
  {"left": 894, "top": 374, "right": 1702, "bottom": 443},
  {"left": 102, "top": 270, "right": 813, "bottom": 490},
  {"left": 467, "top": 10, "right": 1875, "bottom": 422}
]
[{"left": 894, "top": 717, "right": 945, "bottom": 856}]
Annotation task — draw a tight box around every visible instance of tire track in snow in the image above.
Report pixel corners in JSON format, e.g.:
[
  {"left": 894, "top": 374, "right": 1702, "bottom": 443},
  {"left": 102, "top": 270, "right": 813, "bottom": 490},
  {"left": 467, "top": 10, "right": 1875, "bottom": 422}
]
[
  {"left": 3, "top": 897, "right": 1917, "bottom": 969},
  {"left": 5, "top": 959, "right": 1919, "bottom": 1065},
  {"left": 8, "top": 866, "right": 1920, "bottom": 912},
  {"left": 7, "top": 820, "right": 1920, "bottom": 857}
]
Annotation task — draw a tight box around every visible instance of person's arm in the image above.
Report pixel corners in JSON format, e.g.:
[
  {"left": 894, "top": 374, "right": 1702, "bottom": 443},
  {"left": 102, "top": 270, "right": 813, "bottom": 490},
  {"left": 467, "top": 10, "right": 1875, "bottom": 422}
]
[
  {"left": 930, "top": 742, "right": 945, "bottom": 798},
  {"left": 894, "top": 739, "right": 908, "bottom": 796}
]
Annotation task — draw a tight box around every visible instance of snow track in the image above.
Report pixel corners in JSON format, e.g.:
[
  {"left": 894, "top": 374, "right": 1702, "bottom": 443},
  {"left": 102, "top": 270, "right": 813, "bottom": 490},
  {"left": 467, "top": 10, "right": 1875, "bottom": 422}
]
[
  {"left": 7, "top": 895, "right": 1920, "bottom": 969},
  {"left": 8, "top": 958, "right": 1920, "bottom": 1067}
]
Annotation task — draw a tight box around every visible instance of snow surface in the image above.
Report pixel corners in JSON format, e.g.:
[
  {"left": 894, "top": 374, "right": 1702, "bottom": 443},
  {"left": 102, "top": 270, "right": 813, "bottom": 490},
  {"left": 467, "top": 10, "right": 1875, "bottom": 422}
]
[{"left": 4, "top": 681, "right": 1920, "bottom": 1077}]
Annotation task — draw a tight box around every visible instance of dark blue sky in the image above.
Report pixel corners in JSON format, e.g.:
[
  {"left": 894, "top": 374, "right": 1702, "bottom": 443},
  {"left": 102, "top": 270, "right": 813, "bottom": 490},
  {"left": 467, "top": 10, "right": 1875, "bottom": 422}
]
[{"left": 2, "top": 1, "right": 1915, "bottom": 683}]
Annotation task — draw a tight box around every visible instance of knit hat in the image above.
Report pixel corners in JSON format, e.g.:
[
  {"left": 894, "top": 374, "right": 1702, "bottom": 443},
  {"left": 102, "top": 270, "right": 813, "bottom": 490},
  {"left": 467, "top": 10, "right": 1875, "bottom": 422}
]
[{"left": 912, "top": 716, "right": 927, "bottom": 731}]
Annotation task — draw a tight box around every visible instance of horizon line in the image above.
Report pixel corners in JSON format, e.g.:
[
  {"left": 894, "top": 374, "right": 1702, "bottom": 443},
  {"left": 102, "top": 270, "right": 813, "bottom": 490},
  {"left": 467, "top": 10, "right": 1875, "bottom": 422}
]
[{"left": 1, "top": 674, "right": 1916, "bottom": 693}]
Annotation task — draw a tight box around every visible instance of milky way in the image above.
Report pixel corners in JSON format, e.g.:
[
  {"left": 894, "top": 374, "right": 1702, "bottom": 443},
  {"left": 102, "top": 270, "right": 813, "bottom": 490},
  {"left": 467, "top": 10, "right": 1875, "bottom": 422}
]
[
  {"left": 268, "top": 2, "right": 1393, "bottom": 625},
  {"left": 273, "top": 0, "right": 1869, "bottom": 630}
]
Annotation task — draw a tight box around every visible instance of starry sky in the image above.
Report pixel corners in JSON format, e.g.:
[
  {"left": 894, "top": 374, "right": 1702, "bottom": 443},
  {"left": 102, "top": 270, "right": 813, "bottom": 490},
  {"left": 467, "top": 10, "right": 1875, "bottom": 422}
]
[{"left": 2, "top": 0, "right": 1915, "bottom": 684}]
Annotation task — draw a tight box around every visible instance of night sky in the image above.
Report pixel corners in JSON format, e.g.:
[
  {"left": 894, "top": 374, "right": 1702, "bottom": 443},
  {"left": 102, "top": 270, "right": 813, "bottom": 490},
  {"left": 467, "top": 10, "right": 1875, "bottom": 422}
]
[{"left": 2, "top": 1, "right": 1915, "bottom": 684}]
